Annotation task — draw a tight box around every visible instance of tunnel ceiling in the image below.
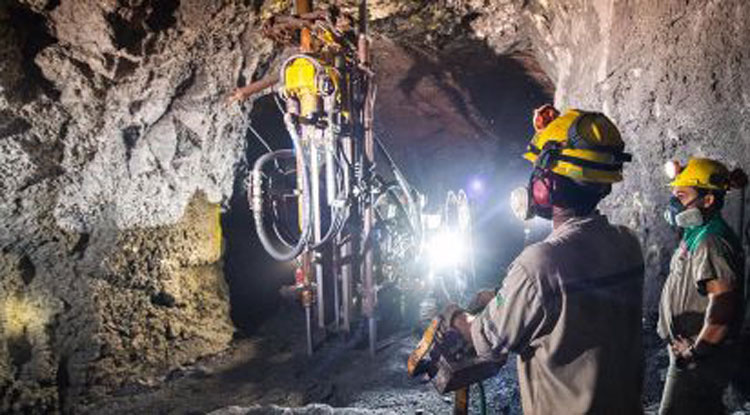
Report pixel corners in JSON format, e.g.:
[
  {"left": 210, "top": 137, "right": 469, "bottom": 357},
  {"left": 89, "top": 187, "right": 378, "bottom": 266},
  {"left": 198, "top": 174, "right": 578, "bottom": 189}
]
[{"left": 2, "top": 0, "right": 750, "bottom": 413}]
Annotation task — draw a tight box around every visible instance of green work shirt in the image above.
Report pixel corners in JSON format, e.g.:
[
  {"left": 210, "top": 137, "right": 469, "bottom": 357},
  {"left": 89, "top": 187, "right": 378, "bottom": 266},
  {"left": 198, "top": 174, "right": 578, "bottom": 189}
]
[{"left": 657, "top": 216, "right": 744, "bottom": 343}]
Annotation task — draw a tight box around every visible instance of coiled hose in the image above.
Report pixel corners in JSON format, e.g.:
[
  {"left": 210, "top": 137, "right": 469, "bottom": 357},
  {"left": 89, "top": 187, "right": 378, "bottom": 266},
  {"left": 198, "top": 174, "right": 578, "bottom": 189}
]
[
  {"left": 251, "top": 149, "right": 310, "bottom": 261},
  {"left": 251, "top": 114, "right": 314, "bottom": 261}
]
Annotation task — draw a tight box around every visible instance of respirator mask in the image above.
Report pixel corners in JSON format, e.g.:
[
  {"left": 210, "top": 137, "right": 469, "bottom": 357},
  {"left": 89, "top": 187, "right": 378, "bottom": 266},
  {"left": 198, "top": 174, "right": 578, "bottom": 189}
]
[
  {"left": 664, "top": 195, "right": 704, "bottom": 228},
  {"left": 510, "top": 169, "right": 554, "bottom": 221}
]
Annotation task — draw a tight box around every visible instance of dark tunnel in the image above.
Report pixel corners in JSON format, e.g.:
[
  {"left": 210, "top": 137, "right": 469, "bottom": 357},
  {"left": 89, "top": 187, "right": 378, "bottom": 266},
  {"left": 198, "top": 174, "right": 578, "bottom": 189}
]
[{"left": 222, "top": 94, "right": 295, "bottom": 335}]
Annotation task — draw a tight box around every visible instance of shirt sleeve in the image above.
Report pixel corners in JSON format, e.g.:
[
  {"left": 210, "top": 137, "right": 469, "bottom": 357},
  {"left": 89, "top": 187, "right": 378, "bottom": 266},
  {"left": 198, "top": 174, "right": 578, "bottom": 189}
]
[
  {"left": 691, "top": 235, "right": 739, "bottom": 295},
  {"left": 470, "top": 262, "right": 545, "bottom": 360}
]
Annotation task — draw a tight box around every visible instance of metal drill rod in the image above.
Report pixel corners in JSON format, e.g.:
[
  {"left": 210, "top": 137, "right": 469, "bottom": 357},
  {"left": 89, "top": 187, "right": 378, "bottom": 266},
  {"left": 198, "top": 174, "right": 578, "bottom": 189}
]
[
  {"left": 363, "top": 203, "right": 376, "bottom": 355},
  {"left": 332, "top": 237, "right": 341, "bottom": 331},
  {"left": 324, "top": 96, "right": 341, "bottom": 332},
  {"left": 341, "top": 236, "right": 353, "bottom": 333},
  {"left": 341, "top": 134, "right": 355, "bottom": 334},
  {"left": 362, "top": 85, "right": 377, "bottom": 355},
  {"left": 305, "top": 304, "right": 313, "bottom": 356},
  {"left": 358, "top": 0, "right": 378, "bottom": 354},
  {"left": 309, "top": 130, "right": 326, "bottom": 329},
  {"left": 302, "top": 252, "right": 314, "bottom": 356}
]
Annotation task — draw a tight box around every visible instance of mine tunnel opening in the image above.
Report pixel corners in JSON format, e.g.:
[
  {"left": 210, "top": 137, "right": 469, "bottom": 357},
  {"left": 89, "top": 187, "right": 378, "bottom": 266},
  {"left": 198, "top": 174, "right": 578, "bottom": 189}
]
[
  {"left": 222, "top": 40, "right": 555, "bottom": 338},
  {"left": 424, "top": 40, "right": 556, "bottom": 289},
  {"left": 222, "top": 94, "right": 295, "bottom": 336}
]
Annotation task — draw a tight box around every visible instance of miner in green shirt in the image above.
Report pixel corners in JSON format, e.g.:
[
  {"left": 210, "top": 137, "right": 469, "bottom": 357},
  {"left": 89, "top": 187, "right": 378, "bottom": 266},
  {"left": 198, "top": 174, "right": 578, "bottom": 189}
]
[{"left": 658, "top": 157, "right": 747, "bottom": 415}]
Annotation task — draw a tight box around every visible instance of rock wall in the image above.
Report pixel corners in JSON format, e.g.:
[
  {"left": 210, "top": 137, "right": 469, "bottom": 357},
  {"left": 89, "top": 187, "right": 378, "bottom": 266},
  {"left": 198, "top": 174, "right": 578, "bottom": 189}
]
[
  {"left": 528, "top": 0, "right": 750, "bottom": 311},
  {"left": 0, "top": 0, "right": 270, "bottom": 412},
  {"left": 462, "top": 0, "right": 750, "bottom": 311},
  {"left": 3, "top": 0, "right": 750, "bottom": 412}
]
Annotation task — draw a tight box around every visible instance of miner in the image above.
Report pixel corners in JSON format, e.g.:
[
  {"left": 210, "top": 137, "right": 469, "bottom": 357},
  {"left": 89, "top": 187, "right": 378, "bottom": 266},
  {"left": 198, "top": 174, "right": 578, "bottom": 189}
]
[
  {"left": 449, "top": 106, "right": 646, "bottom": 414},
  {"left": 657, "top": 157, "right": 746, "bottom": 415}
]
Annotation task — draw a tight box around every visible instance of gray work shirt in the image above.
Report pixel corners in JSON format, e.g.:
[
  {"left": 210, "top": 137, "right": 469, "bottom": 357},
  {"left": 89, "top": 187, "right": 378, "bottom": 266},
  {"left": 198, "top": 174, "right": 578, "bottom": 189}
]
[
  {"left": 471, "top": 213, "right": 645, "bottom": 415},
  {"left": 657, "top": 233, "right": 744, "bottom": 344}
]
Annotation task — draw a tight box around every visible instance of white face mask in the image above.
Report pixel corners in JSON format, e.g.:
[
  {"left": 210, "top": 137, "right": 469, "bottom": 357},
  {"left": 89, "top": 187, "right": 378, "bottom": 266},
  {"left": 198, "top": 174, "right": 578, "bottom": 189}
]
[
  {"left": 664, "top": 207, "right": 704, "bottom": 228},
  {"left": 664, "top": 195, "right": 704, "bottom": 228},
  {"left": 510, "top": 186, "right": 532, "bottom": 221}
]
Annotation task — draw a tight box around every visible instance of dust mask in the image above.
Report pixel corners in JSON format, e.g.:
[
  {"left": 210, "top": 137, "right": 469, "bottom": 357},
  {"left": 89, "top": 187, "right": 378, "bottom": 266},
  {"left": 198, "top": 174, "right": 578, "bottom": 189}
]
[{"left": 664, "top": 195, "right": 704, "bottom": 228}]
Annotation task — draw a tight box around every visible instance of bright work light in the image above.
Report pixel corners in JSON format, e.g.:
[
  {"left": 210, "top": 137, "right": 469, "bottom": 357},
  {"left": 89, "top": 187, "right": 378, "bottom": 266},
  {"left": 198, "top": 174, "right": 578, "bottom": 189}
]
[
  {"left": 427, "top": 231, "right": 467, "bottom": 270},
  {"left": 470, "top": 178, "right": 483, "bottom": 193}
]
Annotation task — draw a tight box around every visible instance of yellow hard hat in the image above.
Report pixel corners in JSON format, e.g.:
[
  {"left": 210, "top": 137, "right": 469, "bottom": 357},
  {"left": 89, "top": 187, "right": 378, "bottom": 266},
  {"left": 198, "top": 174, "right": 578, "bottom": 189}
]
[
  {"left": 523, "top": 109, "right": 632, "bottom": 183},
  {"left": 669, "top": 158, "right": 730, "bottom": 191}
]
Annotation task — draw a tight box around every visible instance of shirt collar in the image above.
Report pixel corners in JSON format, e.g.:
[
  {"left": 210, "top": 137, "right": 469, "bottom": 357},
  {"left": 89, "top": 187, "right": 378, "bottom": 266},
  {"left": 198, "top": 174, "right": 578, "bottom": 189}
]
[{"left": 550, "top": 210, "right": 608, "bottom": 239}]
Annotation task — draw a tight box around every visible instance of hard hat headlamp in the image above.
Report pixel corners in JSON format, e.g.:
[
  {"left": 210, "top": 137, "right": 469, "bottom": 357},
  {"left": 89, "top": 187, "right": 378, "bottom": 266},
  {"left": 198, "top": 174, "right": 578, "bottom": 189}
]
[
  {"left": 510, "top": 186, "right": 532, "bottom": 221},
  {"left": 664, "top": 160, "right": 682, "bottom": 180}
]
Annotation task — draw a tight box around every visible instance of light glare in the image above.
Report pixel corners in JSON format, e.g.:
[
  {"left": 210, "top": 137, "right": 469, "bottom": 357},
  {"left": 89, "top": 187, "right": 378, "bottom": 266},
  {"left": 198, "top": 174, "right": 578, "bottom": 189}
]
[
  {"left": 470, "top": 179, "right": 483, "bottom": 192},
  {"left": 427, "top": 231, "right": 466, "bottom": 269}
]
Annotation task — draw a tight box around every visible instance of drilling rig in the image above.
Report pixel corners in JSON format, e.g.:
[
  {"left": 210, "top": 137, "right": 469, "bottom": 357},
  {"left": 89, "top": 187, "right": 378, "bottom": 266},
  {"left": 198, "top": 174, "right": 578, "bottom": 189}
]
[{"left": 231, "top": 0, "right": 475, "bottom": 357}]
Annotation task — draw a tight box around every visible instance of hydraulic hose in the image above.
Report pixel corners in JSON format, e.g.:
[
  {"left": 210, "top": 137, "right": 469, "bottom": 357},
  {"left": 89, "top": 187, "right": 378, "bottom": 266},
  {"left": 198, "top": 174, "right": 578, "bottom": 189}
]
[
  {"left": 309, "top": 207, "right": 347, "bottom": 250},
  {"left": 251, "top": 113, "right": 314, "bottom": 261},
  {"left": 252, "top": 149, "right": 310, "bottom": 261},
  {"left": 268, "top": 169, "right": 303, "bottom": 249},
  {"left": 271, "top": 215, "right": 297, "bottom": 248}
]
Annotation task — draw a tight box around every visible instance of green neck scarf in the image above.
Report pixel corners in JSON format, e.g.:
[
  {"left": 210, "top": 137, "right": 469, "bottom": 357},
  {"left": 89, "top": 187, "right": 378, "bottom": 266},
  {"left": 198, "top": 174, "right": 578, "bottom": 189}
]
[{"left": 682, "top": 214, "right": 738, "bottom": 253}]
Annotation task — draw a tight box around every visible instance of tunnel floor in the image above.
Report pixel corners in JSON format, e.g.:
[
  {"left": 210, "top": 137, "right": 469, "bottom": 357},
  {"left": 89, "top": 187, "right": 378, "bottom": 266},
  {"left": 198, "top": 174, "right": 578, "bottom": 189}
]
[{"left": 75, "top": 303, "right": 694, "bottom": 415}]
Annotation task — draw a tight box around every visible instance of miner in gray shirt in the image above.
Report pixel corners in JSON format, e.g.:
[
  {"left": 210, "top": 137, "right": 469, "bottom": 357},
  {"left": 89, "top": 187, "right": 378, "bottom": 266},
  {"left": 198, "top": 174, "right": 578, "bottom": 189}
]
[
  {"left": 658, "top": 157, "right": 746, "bottom": 415},
  {"left": 451, "top": 107, "right": 645, "bottom": 414}
]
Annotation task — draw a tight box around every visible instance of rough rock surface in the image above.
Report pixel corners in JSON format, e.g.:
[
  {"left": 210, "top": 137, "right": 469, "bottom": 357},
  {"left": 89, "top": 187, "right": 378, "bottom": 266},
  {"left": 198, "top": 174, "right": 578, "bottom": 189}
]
[
  {"left": 209, "top": 405, "right": 391, "bottom": 415},
  {"left": 516, "top": 0, "right": 750, "bottom": 310},
  {"left": 0, "top": 1, "right": 267, "bottom": 412},
  {"left": 3, "top": 0, "right": 750, "bottom": 413},
  {"left": 522, "top": 0, "right": 750, "bottom": 310},
  {"left": 0, "top": 190, "right": 233, "bottom": 413},
  {"left": 393, "top": 0, "right": 750, "bottom": 311},
  {"left": 374, "top": 0, "right": 750, "bottom": 313}
]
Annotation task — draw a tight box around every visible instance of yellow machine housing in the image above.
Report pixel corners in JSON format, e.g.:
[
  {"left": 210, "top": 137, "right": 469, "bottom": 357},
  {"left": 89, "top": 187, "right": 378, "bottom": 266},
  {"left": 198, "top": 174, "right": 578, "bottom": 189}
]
[{"left": 284, "top": 57, "right": 319, "bottom": 118}]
